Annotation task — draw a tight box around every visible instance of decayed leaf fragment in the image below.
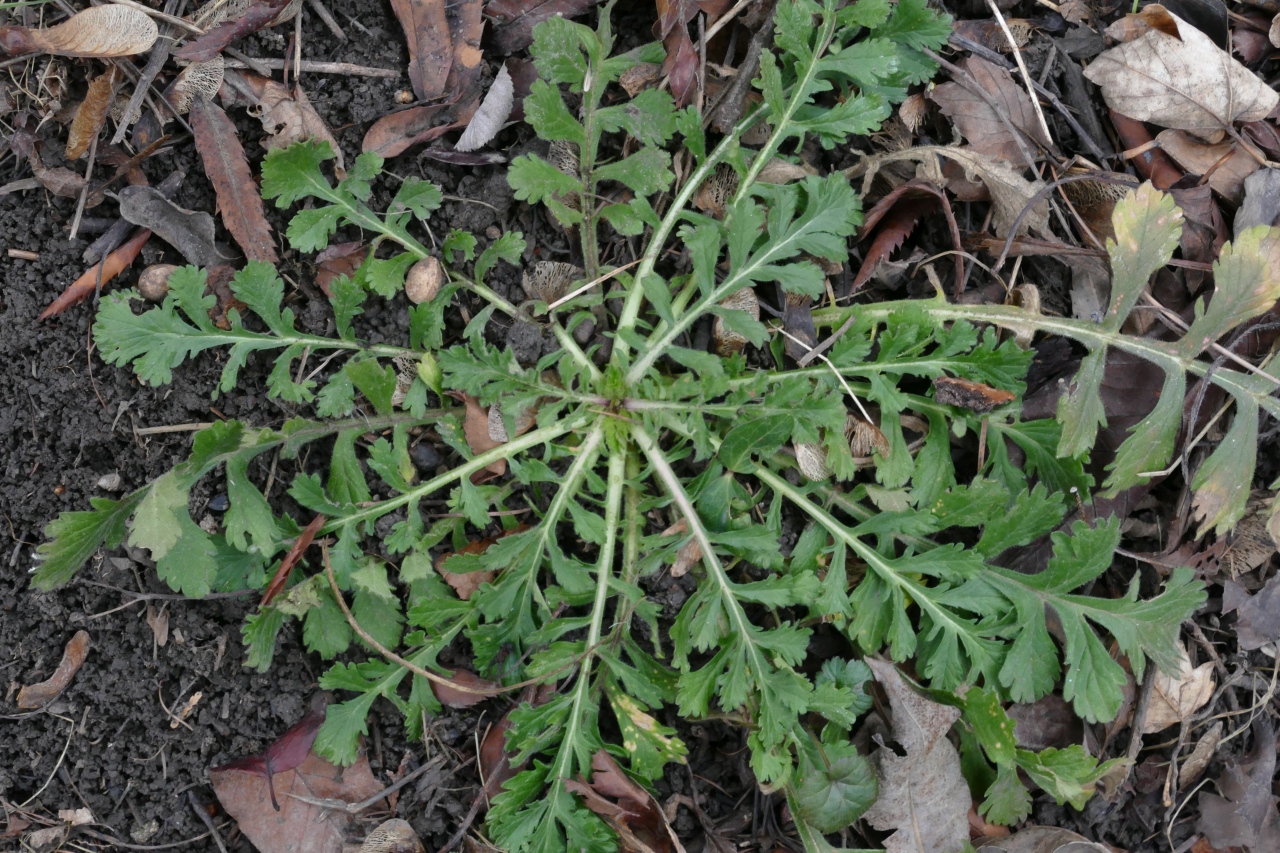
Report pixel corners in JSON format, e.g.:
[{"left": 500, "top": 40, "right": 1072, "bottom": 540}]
[
  {"left": 862, "top": 659, "right": 970, "bottom": 853},
  {"left": 391, "top": 0, "right": 452, "bottom": 102},
  {"left": 1141, "top": 643, "right": 1214, "bottom": 733},
  {"left": 0, "top": 5, "right": 158, "bottom": 58},
  {"left": 928, "top": 56, "right": 1051, "bottom": 162},
  {"left": 66, "top": 68, "right": 117, "bottom": 160},
  {"left": 17, "top": 630, "right": 90, "bottom": 708},
  {"left": 1083, "top": 7, "right": 1279, "bottom": 139},
  {"left": 1196, "top": 719, "right": 1280, "bottom": 850}
]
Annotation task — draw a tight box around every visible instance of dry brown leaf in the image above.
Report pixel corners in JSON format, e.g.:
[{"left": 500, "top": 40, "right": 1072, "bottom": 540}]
[
  {"left": 976, "top": 825, "right": 1111, "bottom": 852},
  {"left": 17, "top": 630, "right": 90, "bottom": 709},
  {"left": 1142, "top": 643, "right": 1214, "bottom": 733},
  {"left": 250, "top": 78, "right": 343, "bottom": 169},
  {"left": 0, "top": 6, "right": 158, "bottom": 58},
  {"left": 40, "top": 228, "right": 151, "bottom": 319},
  {"left": 362, "top": 103, "right": 454, "bottom": 158},
  {"left": 1197, "top": 719, "right": 1280, "bottom": 850},
  {"left": 211, "top": 747, "right": 383, "bottom": 853},
  {"left": 486, "top": 0, "right": 604, "bottom": 53},
  {"left": 118, "top": 185, "right": 229, "bottom": 268},
  {"left": 851, "top": 146, "right": 1050, "bottom": 238},
  {"left": 863, "top": 659, "right": 970, "bottom": 853},
  {"left": 1222, "top": 574, "right": 1280, "bottom": 651},
  {"left": 928, "top": 56, "right": 1051, "bottom": 162},
  {"left": 1155, "top": 130, "right": 1262, "bottom": 204},
  {"left": 564, "top": 750, "right": 685, "bottom": 853},
  {"left": 392, "top": 0, "right": 452, "bottom": 102},
  {"left": 190, "top": 96, "right": 279, "bottom": 263},
  {"left": 175, "top": 0, "right": 297, "bottom": 62},
  {"left": 1180, "top": 720, "right": 1223, "bottom": 790},
  {"left": 445, "top": 0, "right": 486, "bottom": 118},
  {"left": 66, "top": 68, "right": 117, "bottom": 160},
  {"left": 431, "top": 668, "right": 500, "bottom": 708},
  {"left": 1104, "top": 4, "right": 1182, "bottom": 42},
  {"left": 436, "top": 536, "right": 498, "bottom": 600},
  {"left": 146, "top": 604, "right": 169, "bottom": 647},
  {"left": 456, "top": 64, "right": 514, "bottom": 152},
  {"left": 1084, "top": 8, "right": 1279, "bottom": 140},
  {"left": 461, "top": 393, "right": 507, "bottom": 477}
]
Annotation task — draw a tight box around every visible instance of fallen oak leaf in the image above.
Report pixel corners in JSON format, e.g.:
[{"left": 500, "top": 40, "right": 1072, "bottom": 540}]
[
  {"left": 190, "top": 96, "right": 279, "bottom": 263},
  {"left": 17, "top": 629, "right": 90, "bottom": 709},
  {"left": 1084, "top": 7, "right": 1279, "bottom": 140},
  {"left": 39, "top": 228, "right": 150, "bottom": 319},
  {"left": 0, "top": 5, "right": 158, "bottom": 58}
]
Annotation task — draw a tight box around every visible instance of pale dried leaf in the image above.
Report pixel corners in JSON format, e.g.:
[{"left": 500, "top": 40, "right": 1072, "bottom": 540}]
[
  {"left": 1197, "top": 719, "right": 1280, "bottom": 849},
  {"left": 1083, "top": 10, "right": 1279, "bottom": 139},
  {"left": 976, "top": 826, "right": 1110, "bottom": 852},
  {"left": 461, "top": 394, "right": 506, "bottom": 476},
  {"left": 863, "top": 659, "right": 969, "bottom": 853},
  {"left": 190, "top": 96, "right": 279, "bottom": 263},
  {"left": 456, "top": 64, "right": 514, "bottom": 152},
  {"left": 1179, "top": 720, "right": 1222, "bottom": 790},
  {"left": 1141, "top": 643, "right": 1214, "bottom": 733}
]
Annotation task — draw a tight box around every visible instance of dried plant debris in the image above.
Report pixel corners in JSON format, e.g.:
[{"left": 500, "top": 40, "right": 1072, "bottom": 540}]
[
  {"left": 456, "top": 64, "right": 515, "bottom": 152},
  {"left": 1222, "top": 573, "right": 1280, "bottom": 651},
  {"left": 1197, "top": 719, "right": 1280, "bottom": 851},
  {"left": 863, "top": 659, "right": 970, "bottom": 853},
  {"left": 1084, "top": 8, "right": 1278, "bottom": 138},
  {"left": 17, "top": 630, "right": 90, "bottom": 709},
  {"left": 0, "top": 6, "right": 158, "bottom": 58}
]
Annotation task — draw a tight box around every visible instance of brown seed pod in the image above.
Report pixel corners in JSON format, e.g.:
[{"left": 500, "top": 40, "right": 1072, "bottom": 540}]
[
  {"left": 166, "top": 56, "right": 225, "bottom": 116},
  {"left": 522, "top": 261, "right": 583, "bottom": 304},
  {"left": 546, "top": 140, "right": 581, "bottom": 215},
  {"left": 405, "top": 257, "right": 444, "bottom": 304},
  {"left": 695, "top": 163, "right": 739, "bottom": 217},
  {"left": 847, "top": 414, "right": 891, "bottom": 459},
  {"left": 713, "top": 287, "right": 760, "bottom": 356},
  {"left": 1060, "top": 168, "right": 1138, "bottom": 243},
  {"left": 899, "top": 92, "right": 928, "bottom": 134},
  {"left": 794, "top": 442, "right": 831, "bottom": 481},
  {"left": 66, "top": 68, "right": 117, "bottom": 160},
  {"left": 138, "top": 264, "right": 179, "bottom": 302},
  {"left": 359, "top": 819, "right": 424, "bottom": 853},
  {"left": 0, "top": 6, "right": 159, "bottom": 58},
  {"left": 391, "top": 355, "right": 417, "bottom": 409}
]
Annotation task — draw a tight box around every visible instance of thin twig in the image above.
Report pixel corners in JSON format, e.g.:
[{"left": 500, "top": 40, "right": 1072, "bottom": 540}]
[
  {"left": 134, "top": 422, "right": 215, "bottom": 435},
  {"left": 984, "top": 0, "right": 1054, "bottom": 147},
  {"left": 217, "top": 56, "right": 399, "bottom": 77},
  {"left": 546, "top": 259, "right": 640, "bottom": 311},
  {"left": 186, "top": 792, "right": 229, "bottom": 853},
  {"left": 306, "top": 0, "right": 346, "bottom": 40}
]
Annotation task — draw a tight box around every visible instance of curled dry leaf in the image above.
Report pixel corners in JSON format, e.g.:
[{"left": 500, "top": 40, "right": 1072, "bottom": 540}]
[
  {"left": 486, "top": 0, "right": 604, "bottom": 53},
  {"left": 436, "top": 535, "right": 498, "bottom": 600},
  {"left": 1222, "top": 574, "right": 1280, "bottom": 651},
  {"left": 17, "top": 629, "right": 90, "bottom": 709},
  {"left": 863, "top": 659, "right": 970, "bottom": 853},
  {"left": 928, "top": 56, "right": 1052, "bottom": 162},
  {"left": 66, "top": 68, "right": 117, "bottom": 160},
  {"left": 443, "top": 0, "right": 486, "bottom": 117},
  {"left": 455, "top": 64, "right": 515, "bottom": 153},
  {"left": 40, "top": 228, "right": 151, "bottom": 319},
  {"left": 564, "top": 750, "right": 684, "bottom": 853},
  {"left": 362, "top": 103, "right": 454, "bottom": 159},
  {"left": 1084, "top": 8, "right": 1279, "bottom": 140},
  {"left": 1197, "top": 719, "right": 1280, "bottom": 850},
  {"left": 1142, "top": 643, "right": 1214, "bottom": 733},
  {"left": 175, "top": 0, "right": 298, "bottom": 61},
  {"left": 0, "top": 5, "right": 158, "bottom": 58},
  {"left": 190, "top": 96, "right": 279, "bottom": 264},
  {"left": 1179, "top": 720, "right": 1223, "bottom": 790}
]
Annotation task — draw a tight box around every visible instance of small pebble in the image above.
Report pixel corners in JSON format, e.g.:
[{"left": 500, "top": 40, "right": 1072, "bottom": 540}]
[
  {"left": 485, "top": 225, "right": 501, "bottom": 240},
  {"left": 207, "top": 494, "right": 230, "bottom": 512},
  {"left": 96, "top": 471, "right": 123, "bottom": 491},
  {"left": 410, "top": 443, "right": 442, "bottom": 471}
]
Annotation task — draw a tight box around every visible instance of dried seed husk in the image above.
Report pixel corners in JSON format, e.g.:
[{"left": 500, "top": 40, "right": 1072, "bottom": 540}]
[
  {"left": 933, "top": 377, "right": 1016, "bottom": 413},
  {"left": 166, "top": 57, "right": 225, "bottom": 116},
  {"left": 138, "top": 264, "right": 179, "bottom": 302},
  {"left": 391, "top": 355, "right": 417, "bottom": 409},
  {"left": 713, "top": 287, "right": 760, "bottom": 356},
  {"left": 1008, "top": 283, "right": 1041, "bottom": 348},
  {"left": 1, "top": 6, "right": 159, "bottom": 58},
  {"left": 619, "top": 62, "right": 662, "bottom": 97},
  {"left": 547, "top": 139, "right": 581, "bottom": 214},
  {"left": 405, "top": 256, "right": 444, "bottom": 304},
  {"left": 359, "top": 819, "right": 424, "bottom": 853},
  {"left": 66, "top": 68, "right": 117, "bottom": 160},
  {"left": 487, "top": 399, "right": 537, "bottom": 443},
  {"left": 795, "top": 442, "right": 831, "bottom": 481},
  {"left": 695, "top": 163, "right": 739, "bottom": 217},
  {"left": 755, "top": 158, "right": 813, "bottom": 185},
  {"left": 847, "top": 414, "right": 891, "bottom": 459},
  {"left": 1060, "top": 168, "right": 1137, "bottom": 243},
  {"left": 522, "top": 261, "right": 583, "bottom": 304},
  {"left": 1221, "top": 492, "right": 1277, "bottom": 577}
]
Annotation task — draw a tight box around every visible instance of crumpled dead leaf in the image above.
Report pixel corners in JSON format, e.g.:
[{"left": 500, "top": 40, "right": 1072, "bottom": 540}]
[
  {"left": 224, "top": 71, "right": 344, "bottom": 172},
  {"left": 17, "top": 630, "right": 90, "bottom": 709},
  {"left": 211, "top": 704, "right": 386, "bottom": 853},
  {"left": 976, "top": 825, "right": 1110, "bottom": 852},
  {"left": 1141, "top": 643, "right": 1214, "bottom": 733},
  {"left": 1222, "top": 574, "right": 1280, "bottom": 651},
  {"left": 928, "top": 56, "right": 1052, "bottom": 162},
  {"left": 1197, "top": 718, "right": 1280, "bottom": 851},
  {"left": 849, "top": 146, "right": 1050, "bottom": 238},
  {"left": 564, "top": 750, "right": 685, "bottom": 853},
  {"left": 456, "top": 64, "right": 514, "bottom": 153},
  {"left": 862, "top": 659, "right": 970, "bottom": 853},
  {"left": 118, "top": 185, "right": 230, "bottom": 269},
  {"left": 1084, "top": 7, "right": 1279, "bottom": 140}
]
